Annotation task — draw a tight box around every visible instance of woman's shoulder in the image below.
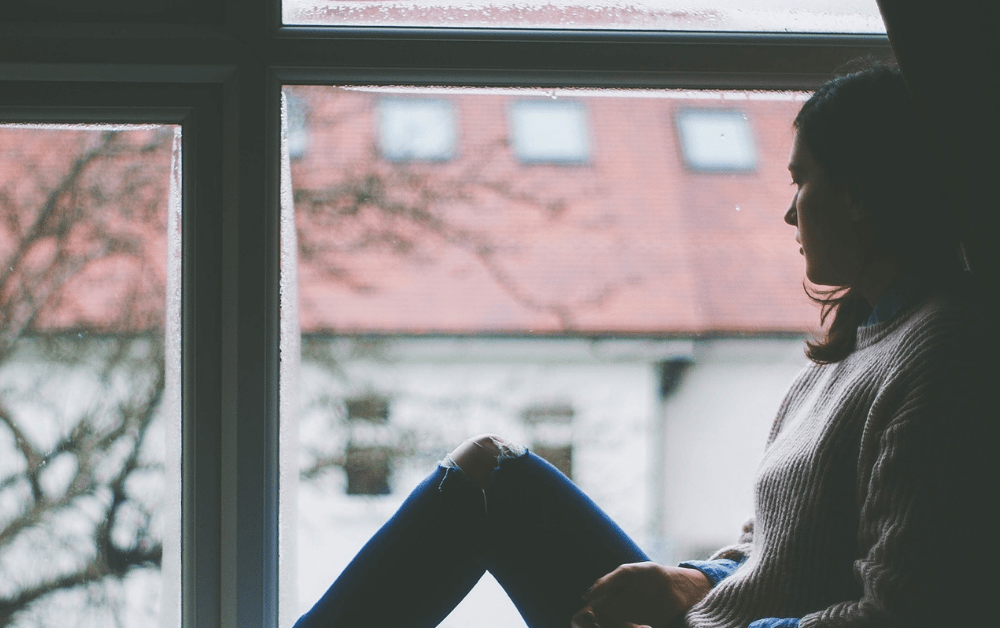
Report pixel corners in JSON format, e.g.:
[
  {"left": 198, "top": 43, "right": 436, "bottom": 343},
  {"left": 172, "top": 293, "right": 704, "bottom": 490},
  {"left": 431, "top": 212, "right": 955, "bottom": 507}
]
[
  {"left": 874, "top": 279, "right": 998, "bottom": 397},
  {"left": 881, "top": 275, "right": 991, "bottom": 350},
  {"left": 909, "top": 279, "right": 990, "bottom": 341}
]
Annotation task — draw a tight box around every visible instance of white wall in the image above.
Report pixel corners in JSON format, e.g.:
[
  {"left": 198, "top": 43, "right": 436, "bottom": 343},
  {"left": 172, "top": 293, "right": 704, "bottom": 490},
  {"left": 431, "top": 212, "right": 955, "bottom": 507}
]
[{"left": 658, "top": 337, "right": 807, "bottom": 564}]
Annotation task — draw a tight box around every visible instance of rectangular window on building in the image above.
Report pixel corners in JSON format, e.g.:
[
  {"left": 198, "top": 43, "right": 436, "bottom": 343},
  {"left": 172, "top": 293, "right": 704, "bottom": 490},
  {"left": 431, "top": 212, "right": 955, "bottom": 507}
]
[
  {"left": 675, "top": 109, "right": 758, "bottom": 172},
  {"left": 379, "top": 98, "right": 457, "bottom": 162},
  {"left": 509, "top": 100, "right": 591, "bottom": 165}
]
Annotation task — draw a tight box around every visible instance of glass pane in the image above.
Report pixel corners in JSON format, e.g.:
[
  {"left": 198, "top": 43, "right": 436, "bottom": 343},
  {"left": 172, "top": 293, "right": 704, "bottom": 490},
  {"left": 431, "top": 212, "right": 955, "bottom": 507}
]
[
  {"left": 279, "top": 86, "right": 815, "bottom": 627},
  {"left": 0, "top": 124, "right": 181, "bottom": 628},
  {"left": 283, "top": 0, "right": 885, "bottom": 33}
]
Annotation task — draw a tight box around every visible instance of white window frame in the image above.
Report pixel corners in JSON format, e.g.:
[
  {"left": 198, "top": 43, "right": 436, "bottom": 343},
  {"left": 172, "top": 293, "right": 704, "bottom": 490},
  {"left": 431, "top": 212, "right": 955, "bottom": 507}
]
[{"left": 0, "top": 4, "right": 891, "bottom": 627}]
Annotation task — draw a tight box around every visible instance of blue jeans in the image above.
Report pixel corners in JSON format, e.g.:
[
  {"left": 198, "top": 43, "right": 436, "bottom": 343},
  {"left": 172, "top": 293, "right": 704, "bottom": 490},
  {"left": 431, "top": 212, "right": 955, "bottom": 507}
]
[{"left": 293, "top": 450, "right": 649, "bottom": 628}]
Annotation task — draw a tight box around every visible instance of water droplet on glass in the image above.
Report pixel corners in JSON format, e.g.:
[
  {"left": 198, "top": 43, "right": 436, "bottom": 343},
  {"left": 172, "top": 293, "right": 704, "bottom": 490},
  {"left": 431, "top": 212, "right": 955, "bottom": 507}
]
[{"left": 735, "top": 205, "right": 741, "bottom": 212}]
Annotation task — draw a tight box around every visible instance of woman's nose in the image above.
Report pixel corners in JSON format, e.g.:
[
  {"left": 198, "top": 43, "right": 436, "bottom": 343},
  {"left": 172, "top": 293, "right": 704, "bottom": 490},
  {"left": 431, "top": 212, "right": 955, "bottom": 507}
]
[{"left": 784, "top": 200, "right": 797, "bottom": 226}]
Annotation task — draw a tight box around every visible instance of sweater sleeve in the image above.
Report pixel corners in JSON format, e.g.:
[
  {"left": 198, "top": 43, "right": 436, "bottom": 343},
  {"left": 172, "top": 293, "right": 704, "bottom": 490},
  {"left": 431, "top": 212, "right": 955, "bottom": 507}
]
[
  {"left": 799, "top": 316, "right": 997, "bottom": 627},
  {"left": 677, "top": 559, "right": 742, "bottom": 587},
  {"left": 749, "top": 619, "right": 799, "bottom": 628}
]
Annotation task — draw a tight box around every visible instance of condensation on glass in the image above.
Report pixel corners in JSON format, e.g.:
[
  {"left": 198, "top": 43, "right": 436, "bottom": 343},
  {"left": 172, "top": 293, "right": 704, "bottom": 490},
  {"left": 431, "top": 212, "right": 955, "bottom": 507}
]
[
  {"left": 278, "top": 85, "right": 820, "bottom": 628},
  {"left": 283, "top": 0, "right": 885, "bottom": 33},
  {"left": 0, "top": 123, "right": 181, "bottom": 628}
]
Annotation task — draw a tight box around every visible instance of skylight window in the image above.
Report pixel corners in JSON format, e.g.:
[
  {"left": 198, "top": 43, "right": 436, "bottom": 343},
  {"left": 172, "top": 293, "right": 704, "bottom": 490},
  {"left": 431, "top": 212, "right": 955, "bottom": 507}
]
[
  {"left": 509, "top": 100, "right": 591, "bottom": 165},
  {"left": 675, "top": 109, "right": 757, "bottom": 172},
  {"left": 378, "top": 98, "right": 456, "bottom": 162}
]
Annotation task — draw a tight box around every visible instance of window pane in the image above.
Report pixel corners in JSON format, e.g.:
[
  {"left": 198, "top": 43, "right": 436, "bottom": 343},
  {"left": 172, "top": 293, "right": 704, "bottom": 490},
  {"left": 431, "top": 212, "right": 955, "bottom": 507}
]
[
  {"left": 509, "top": 101, "right": 591, "bottom": 165},
  {"left": 280, "top": 86, "right": 815, "bottom": 627},
  {"left": 676, "top": 109, "right": 757, "bottom": 172},
  {"left": 283, "top": 0, "right": 885, "bottom": 33},
  {"left": 0, "top": 124, "right": 180, "bottom": 628},
  {"left": 378, "top": 98, "right": 457, "bottom": 162}
]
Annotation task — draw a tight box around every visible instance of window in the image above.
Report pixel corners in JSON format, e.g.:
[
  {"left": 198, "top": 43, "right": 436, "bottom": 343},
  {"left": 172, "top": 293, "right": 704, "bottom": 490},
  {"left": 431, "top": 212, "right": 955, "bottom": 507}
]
[
  {"left": 3, "top": 3, "right": 893, "bottom": 628},
  {"left": 285, "top": 92, "right": 309, "bottom": 160},
  {"left": 675, "top": 109, "right": 758, "bottom": 172},
  {"left": 509, "top": 100, "right": 591, "bottom": 164},
  {"left": 522, "top": 403, "right": 575, "bottom": 479},
  {"left": 0, "top": 123, "right": 181, "bottom": 627},
  {"left": 282, "top": 0, "right": 887, "bottom": 32},
  {"left": 283, "top": 85, "right": 817, "bottom": 627},
  {"left": 344, "top": 395, "right": 393, "bottom": 495},
  {"left": 379, "top": 98, "right": 457, "bottom": 162}
]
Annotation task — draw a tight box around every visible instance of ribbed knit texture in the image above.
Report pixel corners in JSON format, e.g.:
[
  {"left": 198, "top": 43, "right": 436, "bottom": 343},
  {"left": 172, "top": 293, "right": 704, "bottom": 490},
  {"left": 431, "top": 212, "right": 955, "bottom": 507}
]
[{"left": 684, "top": 287, "right": 997, "bottom": 628}]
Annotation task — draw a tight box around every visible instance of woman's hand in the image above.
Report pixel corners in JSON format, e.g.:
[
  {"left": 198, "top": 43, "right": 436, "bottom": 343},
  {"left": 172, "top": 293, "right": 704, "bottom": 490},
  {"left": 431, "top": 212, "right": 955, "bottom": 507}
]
[{"left": 570, "top": 562, "right": 711, "bottom": 628}]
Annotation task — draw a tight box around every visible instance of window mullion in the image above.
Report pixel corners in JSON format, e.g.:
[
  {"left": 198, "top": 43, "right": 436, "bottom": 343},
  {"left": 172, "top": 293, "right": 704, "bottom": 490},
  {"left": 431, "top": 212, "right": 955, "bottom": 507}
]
[{"left": 217, "top": 61, "right": 283, "bottom": 628}]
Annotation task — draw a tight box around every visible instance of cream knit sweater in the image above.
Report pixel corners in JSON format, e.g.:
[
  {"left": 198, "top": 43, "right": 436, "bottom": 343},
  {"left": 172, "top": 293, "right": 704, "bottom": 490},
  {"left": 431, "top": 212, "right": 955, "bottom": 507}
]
[{"left": 684, "top": 288, "right": 997, "bottom": 628}]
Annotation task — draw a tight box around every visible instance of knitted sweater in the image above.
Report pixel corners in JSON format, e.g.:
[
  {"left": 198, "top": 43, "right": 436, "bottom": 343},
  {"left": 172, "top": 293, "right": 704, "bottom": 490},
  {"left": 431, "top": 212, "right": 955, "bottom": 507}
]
[{"left": 684, "top": 287, "right": 997, "bottom": 628}]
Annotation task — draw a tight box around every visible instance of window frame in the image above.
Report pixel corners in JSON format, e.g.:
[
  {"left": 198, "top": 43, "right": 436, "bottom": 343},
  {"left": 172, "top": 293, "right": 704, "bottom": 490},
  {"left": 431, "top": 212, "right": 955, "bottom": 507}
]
[{"left": 0, "top": 4, "right": 892, "bottom": 628}]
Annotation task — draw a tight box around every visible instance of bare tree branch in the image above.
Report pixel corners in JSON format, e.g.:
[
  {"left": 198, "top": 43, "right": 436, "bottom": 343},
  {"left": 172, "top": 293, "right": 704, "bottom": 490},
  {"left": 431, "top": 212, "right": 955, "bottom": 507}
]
[{"left": 0, "top": 126, "right": 171, "bottom": 627}]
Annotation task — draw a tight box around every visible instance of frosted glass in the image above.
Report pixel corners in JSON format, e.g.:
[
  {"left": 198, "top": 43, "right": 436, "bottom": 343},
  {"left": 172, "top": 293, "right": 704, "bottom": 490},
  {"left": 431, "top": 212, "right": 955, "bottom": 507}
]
[
  {"left": 0, "top": 123, "right": 180, "bottom": 628},
  {"left": 283, "top": 0, "right": 885, "bottom": 32}
]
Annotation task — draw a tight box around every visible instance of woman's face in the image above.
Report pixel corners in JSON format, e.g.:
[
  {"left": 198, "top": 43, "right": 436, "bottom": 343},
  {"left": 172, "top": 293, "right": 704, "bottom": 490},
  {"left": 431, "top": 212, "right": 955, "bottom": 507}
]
[{"left": 784, "top": 132, "right": 865, "bottom": 287}]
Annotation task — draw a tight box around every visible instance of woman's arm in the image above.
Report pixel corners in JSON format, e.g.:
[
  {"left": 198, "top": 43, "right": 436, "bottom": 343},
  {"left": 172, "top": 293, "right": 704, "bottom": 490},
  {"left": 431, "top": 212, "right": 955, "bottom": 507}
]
[{"left": 571, "top": 563, "right": 712, "bottom": 628}]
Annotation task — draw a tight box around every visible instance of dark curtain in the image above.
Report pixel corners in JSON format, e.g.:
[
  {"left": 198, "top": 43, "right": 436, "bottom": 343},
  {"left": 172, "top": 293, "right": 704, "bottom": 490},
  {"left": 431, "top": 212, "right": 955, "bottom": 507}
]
[{"left": 876, "top": 0, "right": 1000, "bottom": 303}]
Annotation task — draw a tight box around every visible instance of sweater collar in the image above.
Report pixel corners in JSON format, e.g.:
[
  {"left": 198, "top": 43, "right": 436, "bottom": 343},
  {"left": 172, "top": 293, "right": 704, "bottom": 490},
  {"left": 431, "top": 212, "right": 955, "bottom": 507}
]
[{"left": 861, "top": 272, "right": 925, "bottom": 328}]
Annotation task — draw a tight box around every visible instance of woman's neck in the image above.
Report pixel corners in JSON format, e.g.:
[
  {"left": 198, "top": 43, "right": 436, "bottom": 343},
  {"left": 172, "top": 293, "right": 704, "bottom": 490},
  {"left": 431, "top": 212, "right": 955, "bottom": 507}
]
[{"left": 855, "top": 253, "right": 908, "bottom": 308}]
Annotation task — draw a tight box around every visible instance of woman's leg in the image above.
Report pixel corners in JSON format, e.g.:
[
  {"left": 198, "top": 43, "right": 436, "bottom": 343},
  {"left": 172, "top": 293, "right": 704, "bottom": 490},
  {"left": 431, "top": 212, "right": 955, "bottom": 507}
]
[
  {"left": 479, "top": 449, "right": 649, "bottom": 628},
  {"left": 293, "top": 435, "right": 648, "bottom": 628},
  {"left": 292, "top": 463, "right": 489, "bottom": 628}
]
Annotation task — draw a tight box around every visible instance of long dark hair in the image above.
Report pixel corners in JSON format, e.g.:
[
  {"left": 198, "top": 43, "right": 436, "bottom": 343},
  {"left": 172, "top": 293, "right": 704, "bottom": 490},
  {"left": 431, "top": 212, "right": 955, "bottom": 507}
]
[{"left": 794, "top": 64, "right": 963, "bottom": 364}]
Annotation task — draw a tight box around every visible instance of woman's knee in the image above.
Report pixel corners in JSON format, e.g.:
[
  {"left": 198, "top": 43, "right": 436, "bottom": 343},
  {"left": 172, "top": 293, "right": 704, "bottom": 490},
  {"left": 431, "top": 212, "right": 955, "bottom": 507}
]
[{"left": 447, "top": 434, "right": 524, "bottom": 488}]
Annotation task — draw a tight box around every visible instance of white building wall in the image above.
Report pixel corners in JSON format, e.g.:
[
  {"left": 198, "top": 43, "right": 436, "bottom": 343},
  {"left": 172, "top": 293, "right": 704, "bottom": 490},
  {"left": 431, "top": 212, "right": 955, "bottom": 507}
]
[{"left": 659, "top": 337, "right": 808, "bottom": 564}]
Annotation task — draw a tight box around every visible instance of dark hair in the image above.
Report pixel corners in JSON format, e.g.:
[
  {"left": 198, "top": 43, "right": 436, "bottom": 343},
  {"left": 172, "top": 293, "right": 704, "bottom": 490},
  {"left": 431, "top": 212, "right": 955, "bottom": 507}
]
[{"left": 794, "top": 64, "right": 962, "bottom": 364}]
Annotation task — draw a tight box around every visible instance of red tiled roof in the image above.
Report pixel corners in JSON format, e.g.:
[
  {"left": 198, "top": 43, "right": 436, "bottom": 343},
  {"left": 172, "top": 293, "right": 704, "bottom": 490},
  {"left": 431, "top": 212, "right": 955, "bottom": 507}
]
[{"left": 290, "top": 87, "right": 817, "bottom": 335}]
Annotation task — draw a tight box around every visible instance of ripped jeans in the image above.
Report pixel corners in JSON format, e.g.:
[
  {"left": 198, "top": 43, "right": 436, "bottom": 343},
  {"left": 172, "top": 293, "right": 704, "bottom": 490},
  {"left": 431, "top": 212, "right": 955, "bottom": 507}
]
[{"left": 292, "top": 449, "right": 649, "bottom": 628}]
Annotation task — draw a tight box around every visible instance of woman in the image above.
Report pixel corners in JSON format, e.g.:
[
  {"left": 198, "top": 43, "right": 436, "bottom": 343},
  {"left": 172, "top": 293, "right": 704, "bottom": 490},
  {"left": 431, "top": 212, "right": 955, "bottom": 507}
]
[{"left": 293, "top": 65, "right": 995, "bottom": 628}]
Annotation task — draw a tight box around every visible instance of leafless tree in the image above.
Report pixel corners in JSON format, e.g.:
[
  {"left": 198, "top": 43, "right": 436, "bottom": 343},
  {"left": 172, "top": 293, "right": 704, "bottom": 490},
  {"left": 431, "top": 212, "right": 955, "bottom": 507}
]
[{"left": 0, "top": 127, "right": 171, "bottom": 628}]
